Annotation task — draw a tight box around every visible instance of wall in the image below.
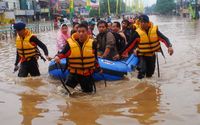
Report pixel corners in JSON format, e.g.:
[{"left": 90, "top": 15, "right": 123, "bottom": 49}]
[
  {"left": 4, "top": 11, "right": 15, "bottom": 18},
  {"left": 19, "top": 0, "right": 34, "bottom": 10},
  {"left": 4, "top": 0, "right": 20, "bottom": 10}
]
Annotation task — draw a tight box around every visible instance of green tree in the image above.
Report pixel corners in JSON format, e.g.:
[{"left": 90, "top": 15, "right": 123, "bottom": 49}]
[
  {"left": 155, "top": 0, "right": 176, "bottom": 14},
  {"left": 89, "top": 8, "right": 98, "bottom": 17},
  {"left": 145, "top": 4, "right": 156, "bottom": 14},
  {"left": 89, "top": 0, "right": 126, "bottom": 17}
]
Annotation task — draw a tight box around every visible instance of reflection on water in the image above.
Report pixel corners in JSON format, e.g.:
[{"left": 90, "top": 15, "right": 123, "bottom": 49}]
[
  {"left": 197, "top": 104, "right": 200, "bottom": 113},
  {"left": 93, "top": 83, "right": 158, "bottom": 125},
  {"left": 126, "top": 84, "right": 161, "bottom": 125},
  {"left": 56, "top": 82, "right": 162, "bottom": 125},
  {"left": 58, "top": 102, "right": 99, "bottom": 125},
  {"left": 19, "top": 93, "right": 47, "bottom": 125},
  {"left": 18, "top": 78, "right": 48, "bottom": 125}
]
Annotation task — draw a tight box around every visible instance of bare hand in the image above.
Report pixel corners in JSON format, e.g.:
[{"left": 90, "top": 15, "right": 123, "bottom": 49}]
[
  {"left": 113, "top": 54, "right": 120, "bottom": 60},
  {"left": 54, "top": 56, "right": 61, "bottom": 64},
  {"left": 133, "top": 49, "right": 138, "bottom": 55},
  {"left": 168, "top": 47, "right": 174, "bottom": 56},
  {"left": 101, "top": 55, "right": 107, "bottom": 59},
  {"left": 46, "top": 56, "right": 52, "bottom": 61},
  {"left": 99, "top": 69, "right": 103, "bottom": 74},
  {"left": 121, "top": 53, "right": 128, "bottom": 58},
  {"left": 98, "top": 55, "right": 103, "bottom": 58}
]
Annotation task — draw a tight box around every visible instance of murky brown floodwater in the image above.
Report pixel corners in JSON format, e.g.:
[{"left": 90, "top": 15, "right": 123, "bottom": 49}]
[{"left": 1, "top": 16, "right": 200, "bottom": 125}]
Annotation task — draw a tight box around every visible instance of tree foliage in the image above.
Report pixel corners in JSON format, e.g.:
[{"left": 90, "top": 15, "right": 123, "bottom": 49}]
[
  {"left": 89, "top": 0, "right": 126, "bottom": 17},
  {"left": 144, "top": 4, "right": 156, "bottom": 14},
  {"left": 89, "top": 8, "right": 98, "bottom": 17},
  {"left": 155, "top": 0, "right": 176, "bottom": 14}
]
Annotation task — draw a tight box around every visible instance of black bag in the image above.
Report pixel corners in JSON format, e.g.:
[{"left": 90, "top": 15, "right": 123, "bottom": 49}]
[{"left": 110, "top": 32, "right": 126, "bottom": 53}]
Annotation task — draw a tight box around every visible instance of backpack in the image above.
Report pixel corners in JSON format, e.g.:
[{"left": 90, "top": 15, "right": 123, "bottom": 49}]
[
  {"left": 124, "top": 28, "right": 135, "bottom": 44},
  {"left": 108, "top": 32, "right": 126, "bottom": 53}
]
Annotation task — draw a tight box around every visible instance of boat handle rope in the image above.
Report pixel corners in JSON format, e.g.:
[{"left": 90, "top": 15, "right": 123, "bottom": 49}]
[{"left": 55, "top": 63, "right": 72, "bottom": 95}]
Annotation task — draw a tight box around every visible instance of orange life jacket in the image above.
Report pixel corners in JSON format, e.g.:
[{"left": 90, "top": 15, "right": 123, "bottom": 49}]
[
  {"left": 136, "top": 25, "right": 161, "bottom": 56},
  {"left": 67, "top": 35, "right": 96, "bottom": 76}
]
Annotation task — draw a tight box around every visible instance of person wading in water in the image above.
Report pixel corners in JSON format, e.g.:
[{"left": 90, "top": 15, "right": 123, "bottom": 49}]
[
  {"left": 121, "top": 15, "right": 174, "bottom": 79},
  {"left": 14, "top": 22, "right": 51, "bottom": 77},
  {"left": 54, "top": 23, "right": 101, "bottom": 93}
]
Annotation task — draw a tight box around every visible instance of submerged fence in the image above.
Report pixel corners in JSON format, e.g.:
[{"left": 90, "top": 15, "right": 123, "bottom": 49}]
[{"left": 0, "top": 22, "right": 54, "bottom": 40}]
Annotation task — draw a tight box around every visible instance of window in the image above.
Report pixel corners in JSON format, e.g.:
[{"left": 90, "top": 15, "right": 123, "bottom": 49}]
[{"left": 14, "top": 2, "right": 16, "bottom": 9}]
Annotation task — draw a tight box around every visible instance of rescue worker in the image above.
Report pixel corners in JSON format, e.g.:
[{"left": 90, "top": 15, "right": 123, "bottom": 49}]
[
  {"left": 132, "top": 17, "right": 140, "bottom": 30},
  {"left": 54, "top": 23, "right": 101, "bottom": 93},
  {"left": 121, "top": 15, "right": 174, "bottom": 79},
  {"left": 14, "top": 22, "right": 51, "bottom": 77}
]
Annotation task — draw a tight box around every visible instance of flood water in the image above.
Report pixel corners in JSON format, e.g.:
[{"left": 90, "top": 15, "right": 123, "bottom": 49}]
[{"left": 0, "top": 15, "right": 200, "bottom": 125}]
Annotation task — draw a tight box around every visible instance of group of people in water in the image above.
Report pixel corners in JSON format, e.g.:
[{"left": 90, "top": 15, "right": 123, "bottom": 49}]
[{"left": 13, "top": 14, "right": 174, "bottom": 93}]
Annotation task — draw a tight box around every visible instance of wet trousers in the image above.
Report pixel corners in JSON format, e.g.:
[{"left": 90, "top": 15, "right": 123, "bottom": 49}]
[
  {"left": 65, "top": 73, "right": 95, "bottom": 93},
  {"left": 18, "top": 58, "right": 40, "bottom": 77},
  {"left": 137, "top": 55, "right": 156, "bottom": 79}
]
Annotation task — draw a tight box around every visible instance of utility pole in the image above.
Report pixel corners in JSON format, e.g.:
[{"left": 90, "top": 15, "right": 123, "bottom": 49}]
[
  {"left": 125, "top": 0, "right": 128, "bottom": 13},
  {"left": 48, "top": 0, "right": 51, "bottom": 21},
  {"left": 69, "top": 0, "right": 74, "bottom": 21},
  {"left": 195, "top": 0, "right": 199, "bottom": 19},
  {"left": 119, "top": 0, "right": 121, "bottom": 14},
  {"left": 116, "top": 0, "right": 119, "bottom": 15},
  {"left": 98, "top": 0, "right": 101, "bottom": 17},
  {"left": 180, "top": 0, "right": 183, "bottom": 8},
  {"left": 107, "top": 0, "right": 110, "bottom": 15}
]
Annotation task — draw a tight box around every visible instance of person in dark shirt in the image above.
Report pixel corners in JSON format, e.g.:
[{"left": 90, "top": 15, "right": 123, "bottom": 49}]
[
  {"left": 122, "top": 19, "right": 135, "bottom": 44},
  {"left": 107, "top": 22, "right": 112, "bottom": 32},
  {"left": 14, "top": 22, "right": 51, "bottom": 77},
  {"left": 96, "top": 20, "right": 119, "bottom": 60},
  {"left": 112, "top": 21, "right": 127, "bottom": 54},
  {"left": 121, "top": 15, "right": 174, "bottom": 79},
  {"left": 70, "top": 22, "right": 79, "bottom": 36},
  {"left": 54, "top": 23, "right": 101, "bottom": 93}
]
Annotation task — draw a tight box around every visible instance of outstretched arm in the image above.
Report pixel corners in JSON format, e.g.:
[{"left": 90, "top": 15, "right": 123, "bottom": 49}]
[
  {"left": 56, "top": 43, "right": 71, "bottom": 59},
  {"left": 54, "top": 43, "right": 71, "bottom": 64},
  {"left": 121, "top": 32, "right": 140, "bottom": 56},
  {"left": 157, "top": 30, "right": 173, "bottom": 55},
  {"left": 30, "top": 36, "right": 49, "bottom": 56},
  {"left": 158, "top": 30, "right": 172, "bottom": 48}
]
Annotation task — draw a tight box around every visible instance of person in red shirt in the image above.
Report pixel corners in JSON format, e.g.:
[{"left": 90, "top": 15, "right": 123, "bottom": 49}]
[
  {"left": 121, "top": 15, "right": 174, "bottom": 79},
  {"left": 54, "top": 23, "right": 101, "bottom": 93}
]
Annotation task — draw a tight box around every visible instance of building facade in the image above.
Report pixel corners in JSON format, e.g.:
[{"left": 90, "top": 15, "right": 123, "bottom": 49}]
[
  {"left": 37, "top": 0, "right": 50, "bottom": 20},
  {"left": 0, "top": 0, "right": 19, "bottom": 24},
  {"left": 0, "top": 0, "right": 89, "bottom": 24},
  {"left": 16, "top": 0, "right": 35, "bottom": 22},
  {"left": 0, "top": 0, "right": 36, "bottom": 24}
]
